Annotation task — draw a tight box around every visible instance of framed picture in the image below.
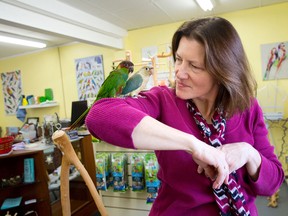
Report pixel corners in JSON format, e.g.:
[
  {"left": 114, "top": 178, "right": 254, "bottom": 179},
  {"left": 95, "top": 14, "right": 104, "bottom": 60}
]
[
  {"left": 6, "top": 127, "right": 20, "bottom": 136},
  {"left": 1, "top": 70, "right": 22, "bottom": 115},
  {"left": 74, "top": 55, "right": 105, "bottom": 100},
  {"left": 142, "top": 46, "right": 158, "bottom": 61},
  {"left": 261, "top": 41, "right": 288, "bottom": 80},
  {"left": 27, "top": 117, "right": 39, "bottom": 126}
]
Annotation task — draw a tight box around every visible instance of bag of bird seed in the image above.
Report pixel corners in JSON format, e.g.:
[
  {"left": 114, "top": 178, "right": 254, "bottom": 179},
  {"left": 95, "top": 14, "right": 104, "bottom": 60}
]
[
  {"left": 95, "top": 153, "right": 108, "bottom": 191},
  {"left": 131, "top": 153, "right": 145, "bottom": 191},
  {"left": 111, "top": 153, "right": 127, "bottom": 192},
  {"left": 144, "top": 153, "right": 160, "bottom": 204}
]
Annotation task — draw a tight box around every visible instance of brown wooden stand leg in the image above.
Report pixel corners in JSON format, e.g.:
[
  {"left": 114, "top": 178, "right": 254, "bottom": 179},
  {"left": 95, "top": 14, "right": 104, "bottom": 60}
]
[
  {"left": 52, "top": 130, "right": 108, "bottom": 216},
  {"left": 267, "top": 190, "right": 279, "bottom": 208}
]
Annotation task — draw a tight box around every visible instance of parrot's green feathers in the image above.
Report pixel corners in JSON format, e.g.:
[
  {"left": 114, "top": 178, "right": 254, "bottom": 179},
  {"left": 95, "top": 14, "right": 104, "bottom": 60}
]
[
  {"left": 96, "top": 67, "right": 130, "bottom": 100},
  {"left": 69, "top": 62, "right": 133, "bottom": 130}
]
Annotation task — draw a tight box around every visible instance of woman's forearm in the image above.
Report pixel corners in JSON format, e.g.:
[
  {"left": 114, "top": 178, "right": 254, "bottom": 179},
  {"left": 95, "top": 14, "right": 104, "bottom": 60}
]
[
  {"left": 246, "top": 146, "right": 262, "bottom": 181},
  {"left": 131, "top": 116, "right": 229, "bottom": 189},
  {"left": 132, "top": 116, "right": 198, "bottom": 152}
]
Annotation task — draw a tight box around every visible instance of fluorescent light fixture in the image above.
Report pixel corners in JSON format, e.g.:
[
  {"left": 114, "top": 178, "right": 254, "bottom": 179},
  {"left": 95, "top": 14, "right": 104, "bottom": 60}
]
[
  {"left": 195, "top": 0, "right": 214, "bottom": 11},
  {"left": 0, "top": 35, "right": 46, "bottom": 48}
]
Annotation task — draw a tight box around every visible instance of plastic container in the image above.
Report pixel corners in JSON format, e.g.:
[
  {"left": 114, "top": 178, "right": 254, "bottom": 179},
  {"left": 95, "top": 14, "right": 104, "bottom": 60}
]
[
  {"left": 45, "top": 88, "right": 54, "bottom": 101},
  {"left": 0, "top": 136, "right": 14, "bottom": 155}
]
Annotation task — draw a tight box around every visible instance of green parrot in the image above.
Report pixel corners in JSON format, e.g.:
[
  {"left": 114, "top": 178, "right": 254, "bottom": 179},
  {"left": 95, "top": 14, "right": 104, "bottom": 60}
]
[
  {"left": 121, "top": 65, "right": 154, "bottom": 97},
  {"left": 69, "top": 60, "right": 134, "bottom": 130}
]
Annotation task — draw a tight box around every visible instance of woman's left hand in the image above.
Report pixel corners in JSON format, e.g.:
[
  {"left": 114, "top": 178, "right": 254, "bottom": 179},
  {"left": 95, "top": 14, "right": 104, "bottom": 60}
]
[
  {"left": 197, "top": 142, "right": 261, "bottom": 181},
  {"left": 218, "top": 142, "right": 261, "bottom": 180},
  {"left": 217, "top": 142, "right": 250, "bottom": 172}
]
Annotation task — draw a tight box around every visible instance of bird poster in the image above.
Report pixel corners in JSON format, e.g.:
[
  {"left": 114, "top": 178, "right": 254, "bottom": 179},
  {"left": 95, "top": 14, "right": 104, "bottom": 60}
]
[
  {"left": 1, "top": 70, "right": 22, "bottom": 115},
  {"left": 261, "top": 41, "right": 288, "bottom": 80},
  {"left": 74, "top": 55, "right": 105, "bottom": 100}
]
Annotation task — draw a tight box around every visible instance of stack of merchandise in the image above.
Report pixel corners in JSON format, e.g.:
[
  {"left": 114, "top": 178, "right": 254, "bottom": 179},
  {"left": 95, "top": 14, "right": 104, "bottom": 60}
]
[{"left": 95, "top": 152, "right": 161, "bottom": 204}]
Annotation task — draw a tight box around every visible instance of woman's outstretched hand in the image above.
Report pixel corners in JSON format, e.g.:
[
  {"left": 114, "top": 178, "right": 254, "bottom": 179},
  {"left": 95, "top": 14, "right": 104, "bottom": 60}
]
[
  {"left": 196, "top": 142, "right": 262, "bottom": 186},
  {"left": 192, "top": 143, "right": 229, "bottom": 189},
  {"left": 218, "top": 142, "right": 261, "bottom": 181}
]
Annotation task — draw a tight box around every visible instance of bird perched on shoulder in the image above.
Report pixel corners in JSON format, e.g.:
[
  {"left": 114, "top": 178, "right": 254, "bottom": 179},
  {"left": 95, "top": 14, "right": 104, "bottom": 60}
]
[
  {"left": 121, "top": 66, "right": 154, "bottom": 97},
  {"left": 69, "top": 60, "right": 134, "bottom": 130}
]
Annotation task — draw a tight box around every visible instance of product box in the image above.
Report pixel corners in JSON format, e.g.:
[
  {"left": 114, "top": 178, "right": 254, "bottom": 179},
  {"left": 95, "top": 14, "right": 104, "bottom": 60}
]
[{"left": 24, "top": 158, "right": 35, "bottom": 183}]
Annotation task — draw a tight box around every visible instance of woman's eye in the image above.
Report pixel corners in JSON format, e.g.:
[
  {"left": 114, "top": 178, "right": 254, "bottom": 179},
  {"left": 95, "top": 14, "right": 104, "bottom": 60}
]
[
  {"left": 190, "top": 64, "right": 204, "bottom": 72},
  {"left": 191, "top": 64, "right": 198, "bottom": 69}
]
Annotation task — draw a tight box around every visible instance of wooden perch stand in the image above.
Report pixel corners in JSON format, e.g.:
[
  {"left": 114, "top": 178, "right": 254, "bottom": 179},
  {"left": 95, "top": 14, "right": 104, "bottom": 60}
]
[
  {"left": 52, "top": 130, "right": 108, "bottom": 216},
  {"left": 267, "top": 190, "right": 280, "bottom": 208},
  {"left": 151, "top": 51, "right": 173, "bottom": 87}
]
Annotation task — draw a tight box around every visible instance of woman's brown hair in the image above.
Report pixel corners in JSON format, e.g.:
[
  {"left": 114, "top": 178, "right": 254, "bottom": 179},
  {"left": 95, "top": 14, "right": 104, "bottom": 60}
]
[{"left": 172, "top": 17, "right": 257, "bottom": 117}]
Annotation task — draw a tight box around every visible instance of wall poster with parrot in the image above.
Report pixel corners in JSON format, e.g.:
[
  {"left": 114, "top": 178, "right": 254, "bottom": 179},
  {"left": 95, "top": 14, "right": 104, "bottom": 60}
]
[
  {"left": 261, "top": 41, "right": 288, "bottom": 80},
  {"left": 74, "top": 55, "right": 105, "bottom": 100},
  {"left": 1, "top": 70, "right": 22, "bottom": 115}
]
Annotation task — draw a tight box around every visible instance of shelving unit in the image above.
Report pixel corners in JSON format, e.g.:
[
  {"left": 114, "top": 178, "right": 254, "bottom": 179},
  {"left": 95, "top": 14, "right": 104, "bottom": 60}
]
[
  {"left": 265, "top": 118, "right": 288, "bottom": 185},
  {"left": 93, "top": 141, "right": 153, "bottom": 216},
  {"left": 19, "top": 101, "right": 59, "bottom": 109},
  {"left": 0, "top": 150, "right": 51, "bottom": 216}
]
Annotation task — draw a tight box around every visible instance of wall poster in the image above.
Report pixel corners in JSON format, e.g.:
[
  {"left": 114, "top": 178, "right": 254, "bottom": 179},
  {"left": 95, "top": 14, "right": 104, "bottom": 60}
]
[
  {"left": 74, "top": 55, "right": 105, "bottom": 100},
  {"left": 1, "top": 70, "right": 22, "bottom": 115},
  {"left": 142, "top": 46, "right": 158, "bottom": 61},
  {"left": 261, "top": 41, "right": 288, "bottom": 80}
]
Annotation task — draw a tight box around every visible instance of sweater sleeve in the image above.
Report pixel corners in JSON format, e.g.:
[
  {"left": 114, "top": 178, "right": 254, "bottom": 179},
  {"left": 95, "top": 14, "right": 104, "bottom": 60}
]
[
  {"left": 247, "top": 99, "right": 284, "bottom": 196},
  {"left": 85, "top": 86, "right": 166, "bottom": 149}
]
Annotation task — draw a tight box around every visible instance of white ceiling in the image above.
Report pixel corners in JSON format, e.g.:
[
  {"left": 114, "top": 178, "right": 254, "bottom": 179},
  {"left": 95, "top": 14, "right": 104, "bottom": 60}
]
[{"left": 0, "top": 0, "right": 287, "bottom": 60}]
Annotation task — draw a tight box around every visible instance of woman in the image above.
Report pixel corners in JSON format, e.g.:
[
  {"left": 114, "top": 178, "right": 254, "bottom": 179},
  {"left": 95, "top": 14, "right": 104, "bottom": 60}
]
[{"left": 86, "top": 17, "right": 284, "bottom": 216}]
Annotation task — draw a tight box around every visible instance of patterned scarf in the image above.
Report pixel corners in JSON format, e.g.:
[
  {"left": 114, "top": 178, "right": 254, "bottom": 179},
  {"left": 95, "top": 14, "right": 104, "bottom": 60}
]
[{"left": 187, "top": 100, "right": 250, "bottom": 216}]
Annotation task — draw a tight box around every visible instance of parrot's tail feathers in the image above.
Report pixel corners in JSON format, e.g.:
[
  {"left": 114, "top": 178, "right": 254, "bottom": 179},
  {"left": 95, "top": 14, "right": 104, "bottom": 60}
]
[{"left": 68, "top": 109, "right": 89, "bottom": 131}]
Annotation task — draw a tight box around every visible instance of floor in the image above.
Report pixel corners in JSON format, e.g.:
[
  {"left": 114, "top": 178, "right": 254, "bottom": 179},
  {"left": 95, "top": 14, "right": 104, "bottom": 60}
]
[
  {"left": 256, "top": 182, "right": 288, "bottom": 216},
  {"left": 67, "top": 181, "right": 288, "bottom": 216},
  {"left": 94, "top": 183, "right": 288, "bottom": 216}
]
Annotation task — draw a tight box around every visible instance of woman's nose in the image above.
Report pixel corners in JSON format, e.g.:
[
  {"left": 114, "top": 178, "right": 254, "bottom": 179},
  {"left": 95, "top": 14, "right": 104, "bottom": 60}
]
[{"left": 176, "top": 64, "right": 189, "bottom": 79}]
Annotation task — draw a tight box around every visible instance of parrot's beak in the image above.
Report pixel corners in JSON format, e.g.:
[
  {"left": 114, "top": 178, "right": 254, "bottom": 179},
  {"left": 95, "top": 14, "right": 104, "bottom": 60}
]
[
  {"left": 149, "top": 68, "right": 154, "bottom": 75},
  {"left": 129, "top": 66, "right": 134, "bottom": 73}
]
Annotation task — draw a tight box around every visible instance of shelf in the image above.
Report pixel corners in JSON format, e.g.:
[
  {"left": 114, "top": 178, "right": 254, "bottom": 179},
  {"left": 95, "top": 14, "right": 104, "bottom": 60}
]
[
  {"left": 94, "top": 141, "right": 153, "bottom": 153},
  {"left": 0, "top": 181, "right": 40, "bottom": 192},
  {"left": 93, "top": 142, "right": 154, "bottom": 215},
  {"left": 19, "top": 101, "right": 59, "bottom": 109},
  {"left": 0, "top": 150, "right": 51, "bottom": 215}
]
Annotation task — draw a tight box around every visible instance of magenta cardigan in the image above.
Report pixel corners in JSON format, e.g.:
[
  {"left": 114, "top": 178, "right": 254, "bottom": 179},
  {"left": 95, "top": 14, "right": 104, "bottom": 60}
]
[{"left": 86, "top": 86, "right": 284, "bottom": 216}]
